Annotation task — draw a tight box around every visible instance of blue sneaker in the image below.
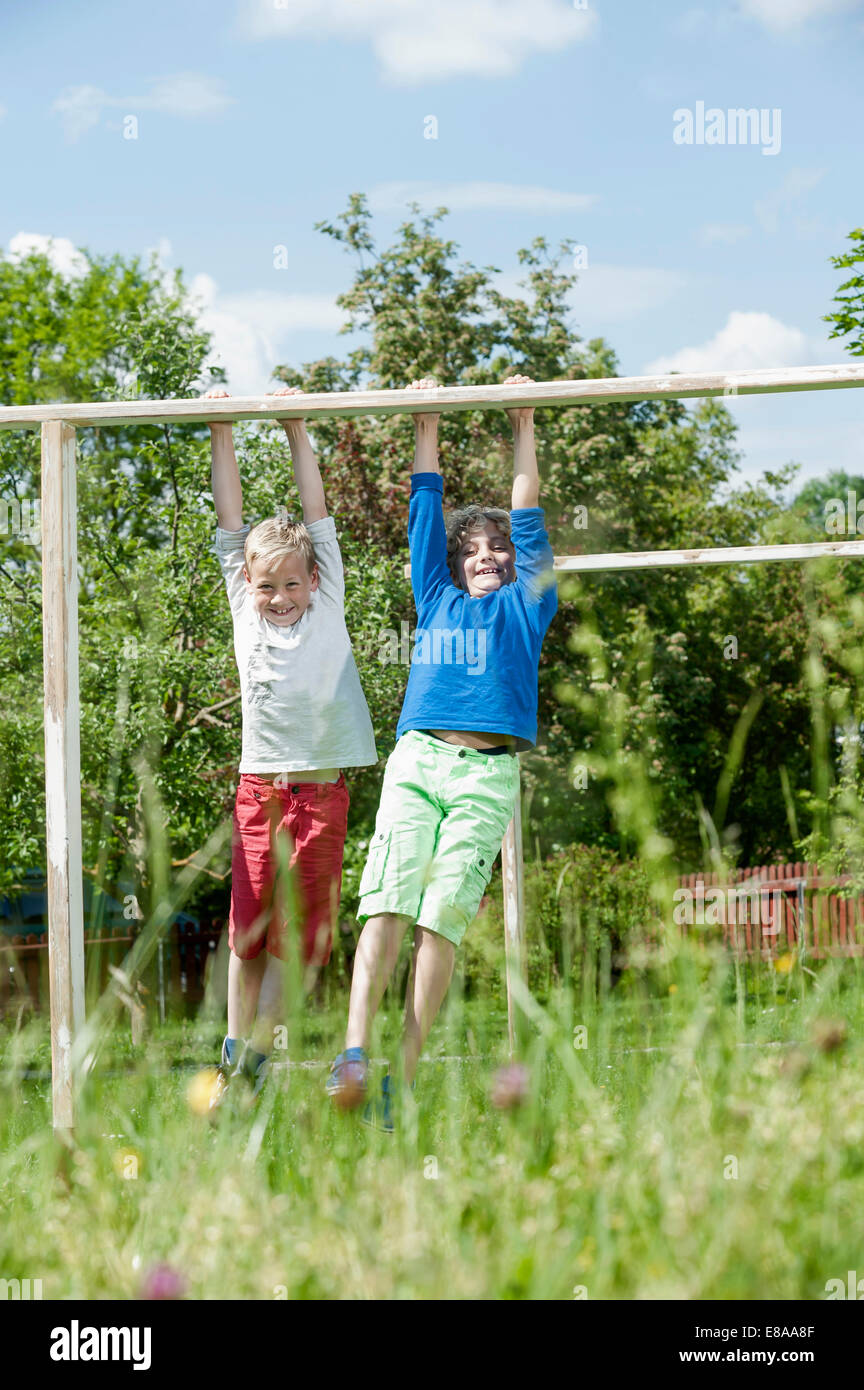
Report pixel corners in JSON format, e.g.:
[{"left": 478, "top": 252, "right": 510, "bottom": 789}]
[
  {"left": 361, "top": 1072, "right": 395, "bottom": 1133},
  {"left": 250, "top": 1053, "right": 270, "bottom": 1100},
  {"left": 326, "top": 1047, "right": 369, "bottom": 1108},
  {"left": 208, "top": 1036, "right": 243, "bottom": 1116},
  {"left": 361, "top": 1074, "right": 416, "bottom": 1133},
  {"left": 212, "top": 1038, "right": 270, "bottom": 1109}
]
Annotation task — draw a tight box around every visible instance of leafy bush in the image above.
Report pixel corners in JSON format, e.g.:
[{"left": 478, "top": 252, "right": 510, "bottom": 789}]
[{"left": 460, "top": 844, "right": 658, "bottom": 1003}]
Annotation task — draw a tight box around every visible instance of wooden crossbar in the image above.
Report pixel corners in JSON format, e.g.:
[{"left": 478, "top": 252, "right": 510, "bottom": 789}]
[
  {"left": 14, "top": 358, "right": 864, "bottom": 1130},
  {"left": 555, "top": 539, "right": 864, "bottom": 573},
  {"left": 1, "top": 362, "right": 863, "bottom": 431}
]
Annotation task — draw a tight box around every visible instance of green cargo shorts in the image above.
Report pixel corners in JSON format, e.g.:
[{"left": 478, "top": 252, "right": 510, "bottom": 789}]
[{"left": 356, "top": 730, "right": 520, "bottom": 946}]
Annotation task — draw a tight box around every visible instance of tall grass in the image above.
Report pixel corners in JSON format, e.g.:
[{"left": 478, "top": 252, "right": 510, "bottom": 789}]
[
  {"left": 1, "top": 947, "right": 862, "bottom": 1300},
  {"left": 2, "top": 560, "right": 864, "bottom": 1300}
]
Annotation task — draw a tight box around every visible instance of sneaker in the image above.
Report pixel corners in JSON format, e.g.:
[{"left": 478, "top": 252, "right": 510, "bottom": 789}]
[
  {"left": 361, "top": 1074, "right": 416, "bottom": 1133},
  {"left": 211, "top": 1038, "right": 267, "bottom": 1113},
  {"left": 361, "top": 1072, "right": 395, "bottom": 1133},
  {"left": 326, "top": 1047, "right": 369, "bottom": 1108},
  {"left": 251, "top": 1055, "right": 270, "bottom": 1100},
  {"left": 208, "top": 1037, "right": 238, "bottom": 1115}
]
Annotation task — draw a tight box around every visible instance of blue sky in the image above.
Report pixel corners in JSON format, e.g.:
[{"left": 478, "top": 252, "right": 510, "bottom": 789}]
[{"left": 1, "top": 0, "right": 862, "bottom": 488}]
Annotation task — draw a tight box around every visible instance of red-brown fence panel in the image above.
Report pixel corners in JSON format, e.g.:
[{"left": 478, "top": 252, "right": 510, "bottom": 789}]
[{"left": 675, "top": 863, "right": 864, "bottom": 959}]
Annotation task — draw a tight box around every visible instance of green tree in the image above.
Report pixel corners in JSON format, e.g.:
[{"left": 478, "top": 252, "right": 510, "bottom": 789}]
[
  {"left": 275, "top": 195, "right": 813, "bottom": 866},
  {"left": 1, "top": 205, "right": 850, "bottom": 936},
  {"left": 824, "top": 228, "right": 864, "bottom": 355},
  {"left": 792, "top": 470, "right": 864, "bottom": 535},
  {"left": 0, "top": 246, "right": 231, "bottom": 902}
]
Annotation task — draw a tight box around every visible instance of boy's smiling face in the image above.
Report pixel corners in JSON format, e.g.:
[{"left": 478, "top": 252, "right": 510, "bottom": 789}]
[
  {"left": 244, "top": 551, "right": 318, "bottom": 626},
  {"left": 457, "top": 522, "right": 515, "bottom": 597}
]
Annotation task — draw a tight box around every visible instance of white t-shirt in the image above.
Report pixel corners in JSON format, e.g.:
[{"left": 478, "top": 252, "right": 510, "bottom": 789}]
[{"left": 213, "top": 518, "right": 378, "bottom": 774}]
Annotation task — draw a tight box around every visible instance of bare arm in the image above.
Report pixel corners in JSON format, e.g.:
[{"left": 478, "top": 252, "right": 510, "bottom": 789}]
[
  {"left": 413, "top": 415, "right": 441, "bottom": 474},
  {"left": 408, "top": 377, "right": 441, "bottom": 474},
  {"left": 505, "top": 374, "right": 539, "bottom": 510},
  {"left": 272, "top": 388, "right": 327, "bottom": 523},
  {"left": 203, "top": 389, "right": 244, "bottom": 530}
]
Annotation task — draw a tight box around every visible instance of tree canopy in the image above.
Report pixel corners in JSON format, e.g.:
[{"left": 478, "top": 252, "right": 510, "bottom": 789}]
[{"left": 1, "top": 204, "right": 861, "bottom": 912}]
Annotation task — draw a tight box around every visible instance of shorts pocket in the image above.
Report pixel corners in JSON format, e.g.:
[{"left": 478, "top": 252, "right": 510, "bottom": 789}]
[
  {"left": 358, "top": 828, "right": 392, "bottom": 897},
  {"left": 236, "top": 779, "right": 274, "bottom": 816},
  {"left": 449, "top": 847, "right": 494, "bottom": 908}
]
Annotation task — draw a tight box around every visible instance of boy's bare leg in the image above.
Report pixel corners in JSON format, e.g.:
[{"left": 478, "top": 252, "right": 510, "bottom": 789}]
[
  {"left": 227, "top": 950, "right": 268, "bottom": 1041},
  {"left": 249, "top": 953, "right": 283, "bottom": 1055},
  {"left": 402, "top": 927, "right": 455, "bottom": 1086},
  {"left": 345, "top": 913, "right": 412, "bottom": 1050}
]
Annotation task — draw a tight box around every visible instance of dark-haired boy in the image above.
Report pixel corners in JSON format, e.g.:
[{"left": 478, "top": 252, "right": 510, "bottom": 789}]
[{"left": 328, "top": 375, "right": 557, "bottom": 1128}]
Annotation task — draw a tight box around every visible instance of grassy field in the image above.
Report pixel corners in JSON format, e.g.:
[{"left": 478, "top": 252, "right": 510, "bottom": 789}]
[{"left": 2, "top": 944, "right": 862, "bottom": 1301}]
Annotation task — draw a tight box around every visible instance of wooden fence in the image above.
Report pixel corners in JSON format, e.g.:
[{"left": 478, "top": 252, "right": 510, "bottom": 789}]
[
  {"left": 4, "top": 861, "right": 862, "bottom": 1021},
  {"left": 675, "top": 863, "right": 864, "bottom": 959},
  {"left": 0, "top": 917, "right": 224, "bottom": 1015}
]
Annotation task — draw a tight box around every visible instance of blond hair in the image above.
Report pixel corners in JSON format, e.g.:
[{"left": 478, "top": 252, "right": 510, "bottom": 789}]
[
  {"left": 444, "top": 505, "right": 513, "bottom": 586},
  {"left": 244, "top": 511, "right": 316, "bottom": 575}
]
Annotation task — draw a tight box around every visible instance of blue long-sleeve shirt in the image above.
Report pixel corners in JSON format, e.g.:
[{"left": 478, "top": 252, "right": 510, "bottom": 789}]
[{"left": 396, "top": 472, "right": 558, "bottom": 750}]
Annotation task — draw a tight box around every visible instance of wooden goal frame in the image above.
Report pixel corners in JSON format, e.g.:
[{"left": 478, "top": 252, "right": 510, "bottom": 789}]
[{"left": 2, "top": 363, "right": 863, "bottom": 1127}]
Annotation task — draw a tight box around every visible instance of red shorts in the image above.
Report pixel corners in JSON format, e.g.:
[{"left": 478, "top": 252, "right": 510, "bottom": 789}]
[{"left": 228, "top": 774, "right": 350, "bottom": 966}]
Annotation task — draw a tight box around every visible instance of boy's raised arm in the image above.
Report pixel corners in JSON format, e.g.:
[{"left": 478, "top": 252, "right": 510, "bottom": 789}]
[
  {"left": 273, "top": 387, "right": 327, "bottom": 524},
  {"left": 504, "top": 373, "right": 540, "bottom": 510},
  {"left": 404, "top": 378, "right": 450, "bottom": 608},
  {"left": 409, "top": 377, "right": 441, "bottom": 475},
  {"left": 204, "top": 388, "right": 244, "bottom": 531}
]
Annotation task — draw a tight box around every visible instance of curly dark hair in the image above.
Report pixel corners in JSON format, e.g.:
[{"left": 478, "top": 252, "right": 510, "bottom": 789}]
[{"left": 444, "top": 505, "right": 513, "bottom": 586}]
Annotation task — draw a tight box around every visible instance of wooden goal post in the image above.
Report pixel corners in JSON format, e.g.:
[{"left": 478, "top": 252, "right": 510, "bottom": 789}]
[{"left": 2, "top": 363, "right": 863, "bottom": 1122}]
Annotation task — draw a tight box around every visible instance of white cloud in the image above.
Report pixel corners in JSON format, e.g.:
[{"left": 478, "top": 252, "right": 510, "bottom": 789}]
[
  {"left": 734, "top": 420, "right": 864, "bottom": 487},
  {"left": 755, "top": 167, "right": 825, "bottom": 235},
  {"left": 738, "top": 0, "right": 861, "bottom": 31},
  {"left": 691, "top": 172, "right": 823, "bottom": 248},
  {"left": 216, "top": 289, "right": 343, "bottom": 337},
  {"left": 570, "top": 264, "right": 688, "bottom": 325},
  {"left": 675, "top": 0, "right": 859, "bottom": 35},
  {"left": 6, "top": 232, "right": 89, "bottom": 279},
  {"left": 51, "top": 84, "right": 106, "bottom": 142},
  {"left": 142, "top": 73, "right": 234, "bottom": 115},
  {"left": 142, "top": 236, "right": 178, "bottom": 295},
  {"left": 643, "top": 311, "right": 822, "bottom": 375},
  {"left": 369, "top": 181, "right": 598, "bottom": 214},
  {"left": 698, "top": 223, "right": 752, "bottom": 246},
  {"left": 198, "top": 256, "right": 683, "bottom": 391},
  {"left": 51, "top": 73, "right": 233, "bottom": 142},
  {"left": 494, "top": 262, "right": 688, "bottom": 329},
  {"left": 187, "top": 273, "right": 343, "bottom": 394},
  {"left": 240, "top": 0, "right": 597, "bottom": 83},
  {"left": 151, "top": 236, "right": 173, "bottom": 262},
  {"left": 146, "top": 235, "right": 174, "bottom": 268},
  {"left": 672, "top": 8, "right": 732, "bottom": 36},
  {"left": 189, "top": 275, "right": 275, "bottom": 395}
]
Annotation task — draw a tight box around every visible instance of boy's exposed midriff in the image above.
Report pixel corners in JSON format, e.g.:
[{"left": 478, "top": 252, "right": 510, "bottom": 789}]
[
  {"left": 429, "top": 729, "right": 516, "bottom": 750},
  {"left": 253, "top": 769, "right": 340, "bottom": 783}
]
